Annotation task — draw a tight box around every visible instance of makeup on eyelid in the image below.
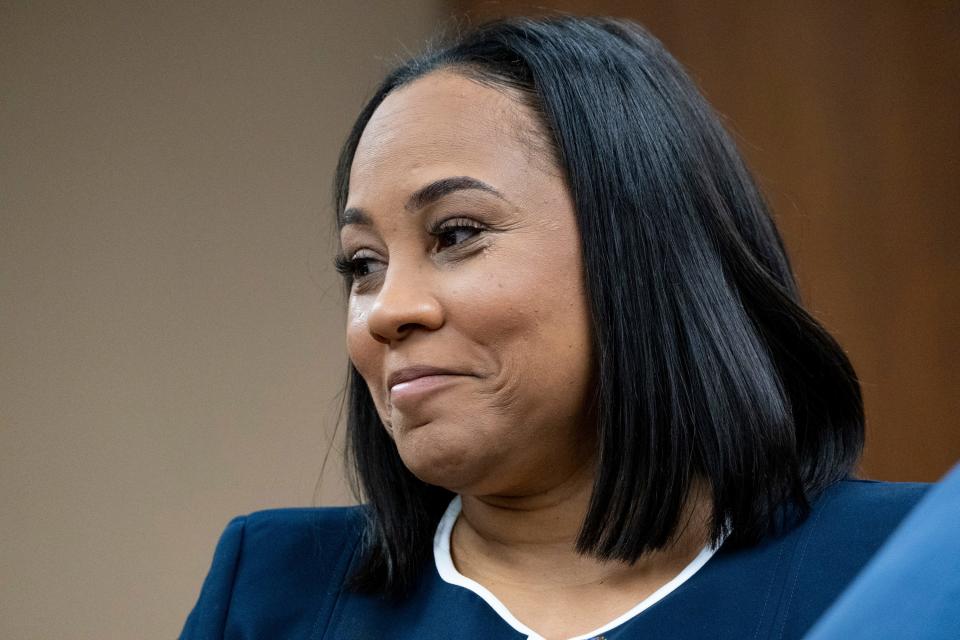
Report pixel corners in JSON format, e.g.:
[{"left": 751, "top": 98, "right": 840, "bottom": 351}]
[{"left": 335, "top": 217, "right": 490, "bottom": 282}]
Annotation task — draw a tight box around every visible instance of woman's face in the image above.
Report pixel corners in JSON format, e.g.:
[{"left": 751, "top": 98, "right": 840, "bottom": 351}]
[{"left": 341, "top": 70, "right": 595, "bottom": 496}]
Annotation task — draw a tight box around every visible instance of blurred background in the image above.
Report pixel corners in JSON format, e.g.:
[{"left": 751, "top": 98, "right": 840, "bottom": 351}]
[{"left": 1, "top": 1, "right": 956, "bottom": 638}]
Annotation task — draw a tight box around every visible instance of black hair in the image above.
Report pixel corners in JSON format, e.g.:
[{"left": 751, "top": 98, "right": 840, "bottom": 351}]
[{"left": 332, "top": 15, "right": 864, "bottom": 599}]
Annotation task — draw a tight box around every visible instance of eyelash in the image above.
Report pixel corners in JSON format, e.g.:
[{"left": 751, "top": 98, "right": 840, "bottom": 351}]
[{"left": 334, "top": 217, "right": 486, "bottom": 281}]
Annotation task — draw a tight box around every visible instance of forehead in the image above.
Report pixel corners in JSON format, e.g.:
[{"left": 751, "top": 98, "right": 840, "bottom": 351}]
[{"left": 348, "top": 71, "right": 550, "bottom": 204}]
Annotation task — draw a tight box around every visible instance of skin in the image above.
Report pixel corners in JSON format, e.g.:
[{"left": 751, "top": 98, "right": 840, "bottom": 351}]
[{"left": 341, "top": 69, "right": 710, "bottom": 639}]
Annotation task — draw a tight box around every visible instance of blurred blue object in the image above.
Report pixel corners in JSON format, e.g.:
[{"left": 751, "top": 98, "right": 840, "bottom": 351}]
[{"left": 805, "top": 462, "right": 960, "bottom": 639}]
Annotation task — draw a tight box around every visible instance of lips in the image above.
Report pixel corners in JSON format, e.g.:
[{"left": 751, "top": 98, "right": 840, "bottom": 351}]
[{"left": 387, "top": 365, "right": 462, "bottom": 391}]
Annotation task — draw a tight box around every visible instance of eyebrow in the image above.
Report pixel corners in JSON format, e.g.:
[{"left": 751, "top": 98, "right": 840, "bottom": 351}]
[{"left": 339, "top": 176, "right": 506, "bottom": 227}]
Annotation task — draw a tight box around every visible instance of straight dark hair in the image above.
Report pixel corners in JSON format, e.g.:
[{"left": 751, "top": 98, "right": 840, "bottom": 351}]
[{"left": 332, "top": 15, "right": 864, "bottom": 599}]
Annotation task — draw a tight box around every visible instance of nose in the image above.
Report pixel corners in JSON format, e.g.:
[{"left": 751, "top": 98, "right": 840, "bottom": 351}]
[{"left": 366, "top": 263, "right": 444, "bottom": 344}]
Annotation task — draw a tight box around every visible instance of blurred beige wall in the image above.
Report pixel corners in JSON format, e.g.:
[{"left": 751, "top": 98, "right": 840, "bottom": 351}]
[{"left": 0, "top": 1, "right": 443, "bottom": 638}]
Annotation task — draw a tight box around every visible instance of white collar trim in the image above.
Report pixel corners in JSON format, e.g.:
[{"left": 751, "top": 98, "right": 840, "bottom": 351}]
[{"left": 432, "top": 494, "right": 722, "bottom": 640}]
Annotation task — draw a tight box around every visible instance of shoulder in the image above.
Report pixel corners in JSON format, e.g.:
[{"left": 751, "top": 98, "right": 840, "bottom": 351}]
[
  {"left": 794, "top": 478, "right": 931, "bottom": 582},
  {"left": 797, "top": 478, "right": 931, "bottom": 578},
  {"left": 676, "top": 479, "right": 932, "bottom": 640},
  {"left": 226, "top": 505, "right": 367, "bottom": 600},
  {"left": 235, "top": 505, "right": 367, "bottom": 562},
  {"left": 816, "top": 477, "right": 930, "bottom": 510},
  {"left": 766, "top": 478, "right": 930, "bottom": 637},
  {"left": 239, "top": 503, "right": 367, "bottom": 531},
  {"left": 805, "top": 465, "right": 960, "bottom": 639},
  {"left": 812, "top": 477, "right": 929, "bottom": 520},
  {"left": 180, "top": 505, "right": 368, "bottom": 639},
  {"left": 807, "top": 478, "right": 930, "bottom": 545}
]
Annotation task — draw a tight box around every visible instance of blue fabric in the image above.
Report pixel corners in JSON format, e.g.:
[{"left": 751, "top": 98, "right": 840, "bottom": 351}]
[
  {"left": 805, "top": 464, "right": 960, "bottom": 640},
  {"left": 180, "top": 480, "right": 928, "bottom": 639}
]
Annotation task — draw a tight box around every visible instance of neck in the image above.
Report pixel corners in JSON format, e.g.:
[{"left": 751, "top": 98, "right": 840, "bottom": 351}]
[{"left": 452, "top": 465, "right": 714, "bottom": 589}]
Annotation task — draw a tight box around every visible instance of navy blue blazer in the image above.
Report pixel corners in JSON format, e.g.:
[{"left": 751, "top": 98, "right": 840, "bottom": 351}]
[
  {"left": 180, "top": 479, "right": 927, "bottom": 639},
  {"left": 806, "top": 464, "right": 960, "bottom": 639}
]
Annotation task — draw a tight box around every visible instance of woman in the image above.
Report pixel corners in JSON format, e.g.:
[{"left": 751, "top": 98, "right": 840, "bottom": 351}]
[{"left": 180, "top": 16, "right": 927, "bottom": 640}]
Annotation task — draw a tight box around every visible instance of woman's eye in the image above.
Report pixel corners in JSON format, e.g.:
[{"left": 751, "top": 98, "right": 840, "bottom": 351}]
[
  {"left": 435, "top": 219, "right": 484, "bottom": 250},
  {"left": 335, "top": 219, "right": 484, "bottom": 282},
  {"left": 334, "top": 252, "right": 384, "bottom": 280}
]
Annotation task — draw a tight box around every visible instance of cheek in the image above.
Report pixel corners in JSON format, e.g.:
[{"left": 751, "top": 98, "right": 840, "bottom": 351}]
[
  {"left": 459, "top": 246, "right": 593, "bottom": 399},
  {"left": 345, "top": 299, "right": 385, "bottom": 399}
]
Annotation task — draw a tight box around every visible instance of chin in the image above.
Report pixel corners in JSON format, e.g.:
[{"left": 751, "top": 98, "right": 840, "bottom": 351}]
[{"left": 394, "top": 424, "right": 492, "bottom": 492}]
